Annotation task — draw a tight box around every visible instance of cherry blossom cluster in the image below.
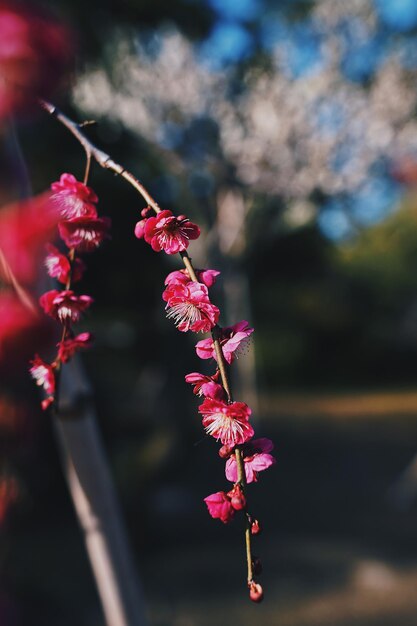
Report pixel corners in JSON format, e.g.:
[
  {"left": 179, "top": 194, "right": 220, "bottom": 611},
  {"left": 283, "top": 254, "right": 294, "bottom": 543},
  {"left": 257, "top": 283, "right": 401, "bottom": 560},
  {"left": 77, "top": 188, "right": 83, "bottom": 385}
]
[
  {"left": 30, "top": 173, "right": 110, "bottom": 409},
  {"left": 135, "top": 206, "right": 275, "bottom": 602}
]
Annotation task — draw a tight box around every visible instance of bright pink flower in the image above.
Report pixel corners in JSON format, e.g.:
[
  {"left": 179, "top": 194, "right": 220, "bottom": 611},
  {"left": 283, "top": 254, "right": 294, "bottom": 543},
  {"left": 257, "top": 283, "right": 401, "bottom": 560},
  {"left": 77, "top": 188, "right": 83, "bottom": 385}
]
[
  {"left": 50, "top": 174, "right": 98, "bottom": 220},
  {"left": 29, "top": 355, "right": 55, "bottom": 396},
  {"left": 184, "top": 371, "right": 225, "bottom": 400},
  {"left": 39, "top": 289, "right": 93, "bottom": 323},
  {"left": 138, "top": 209, "right": 200, "bottom": 254},
  {"left": 163, "top": 282, "right": 219, "bottom": 333},
  {"left": 165, "top": 268, "right": 220, "bottom": 288},
  {"left": 204, "top": 491, "right": 235, "bottom": 524},
  {"left": 196, "top": 320, "right": 254, "bottom": 364},
  {"left": 57, "top": 332, "right": 93, "bottom": 363},
  {"left": 44, "top": 244, "right": 85, "bottom": 284},
  {"left": 58, "top": 216, "right": 111, "bottom": 252},
  {"left": 199, "top": 398, "right": 254, "bottom": 446},
  {"left": 225, "top": 438, "right": 276, "bottom": 484}
]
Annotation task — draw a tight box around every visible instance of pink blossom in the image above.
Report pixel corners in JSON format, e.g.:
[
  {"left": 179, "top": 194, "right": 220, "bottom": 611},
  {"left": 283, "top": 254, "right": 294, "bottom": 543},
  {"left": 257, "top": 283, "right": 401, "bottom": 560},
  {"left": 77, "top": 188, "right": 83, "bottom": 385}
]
[
  {"left": 138, "top": 209, "right": 200, "bottom": 254},
  {"left": 225, "top": 438, "right": 276, "bottom": 483},
  {"left": 39, "top": 289, "right": 93, "bottom": 323},
  {"left": 50, "top": 174, "right": 98, "bottom": 220},
  {"left": 204, "top": 491, "right": 235, "bottom": 524},
  {"left": 29, "top": 355, "right": 55, "bottom": 396},
  {"left": 58, "top": 216, "right": 111, "bottom": 252},
  {"left": 184, "top": 371, "right": 225, "bottom": 400},
  {"left": 44, "top": 244, "right": 85, "bottom": 284},
  {"left": 165, "top": 268, "right": 220, "bottom": 288},
  {"left": 198, "top": 398, "right": 254, "bottom": 446},
  {"left": 196, "top": 320, "right": 254, "bottom": 364},
  {"left": 0, "top": 3, "right": 73, "bottom": 119},
  {"left": 163, "top": 282, "right": 219, "bottom": 333},
  {"left": 57, "top": 332, "right": 93, "bottom": 363}
]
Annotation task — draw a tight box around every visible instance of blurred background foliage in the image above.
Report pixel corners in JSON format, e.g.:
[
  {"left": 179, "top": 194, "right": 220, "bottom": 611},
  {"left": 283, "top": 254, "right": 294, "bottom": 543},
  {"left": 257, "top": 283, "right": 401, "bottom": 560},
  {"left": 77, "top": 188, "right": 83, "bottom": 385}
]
[{"left": 3, "top": 0, "right": 417, "bottom": 624}]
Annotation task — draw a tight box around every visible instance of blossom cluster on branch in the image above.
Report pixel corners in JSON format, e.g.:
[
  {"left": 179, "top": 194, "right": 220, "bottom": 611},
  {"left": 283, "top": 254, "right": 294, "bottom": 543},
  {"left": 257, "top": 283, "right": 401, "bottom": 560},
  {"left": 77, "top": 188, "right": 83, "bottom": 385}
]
[
  {"left": 30, "top": 173, "right": 110, "bottom": 409},
  {"left": 135, "top": 204, "right": 275, "bottom": 602}
]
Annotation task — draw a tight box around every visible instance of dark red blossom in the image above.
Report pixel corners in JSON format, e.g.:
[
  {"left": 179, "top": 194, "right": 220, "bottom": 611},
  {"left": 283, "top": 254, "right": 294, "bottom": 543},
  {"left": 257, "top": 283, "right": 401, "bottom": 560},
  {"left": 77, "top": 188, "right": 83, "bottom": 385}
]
[
  {"left": 198, "top": 397, "right": 254, "bottom": 446},
  {"left": 39, "top": 289, "right": 93, "bottom": 324},
  {"left": 58, "top": 216, "right": 111, "bottom": 252},
  {"left": 137, "top": 209, "right": 200, "bottom": 254}
]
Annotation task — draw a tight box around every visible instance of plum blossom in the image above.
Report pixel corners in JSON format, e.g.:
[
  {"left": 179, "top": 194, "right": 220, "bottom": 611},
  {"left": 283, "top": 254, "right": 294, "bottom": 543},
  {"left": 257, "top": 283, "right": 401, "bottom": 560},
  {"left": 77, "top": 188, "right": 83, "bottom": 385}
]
[
  {"left": 196, "top": 320, "right": 254, "bottom": 364},
  {"left": 165, "top": 268, "right": 220, "bottom": 288},
  {"left": 204, "top": 491, "right": 235, "bottom": 524},
  {"left": 50, "top": 173, "right": 98, "bottom": 220},
  {"left": 58, "top": 216, "right": 111, "bottom": 252},
  {"left": 199, "top": 397, "right": 254, "bottom": 446},
  {"left": 57, "top": 332, "right": 93, "bottom": 363},
  {"left": 45, "top": 243, "right": 85, "bottom": 283},
  {"left": 225, "top": 438, "right": 276, "bottom": 484},
  {"left": 136, "top": 209, "right": 200, "bottom": 254},
  {"left": 29, "top": 355, "right": 55, "bottom": 394},
  {"left": 39, "top": 289, "right": 93, "bottom": 323},
  {"left": 163, "top": 282, "right": 219, "bottom": 332},
  {"left": 184, "top": 371, "right": 225, "bottom": 400}
]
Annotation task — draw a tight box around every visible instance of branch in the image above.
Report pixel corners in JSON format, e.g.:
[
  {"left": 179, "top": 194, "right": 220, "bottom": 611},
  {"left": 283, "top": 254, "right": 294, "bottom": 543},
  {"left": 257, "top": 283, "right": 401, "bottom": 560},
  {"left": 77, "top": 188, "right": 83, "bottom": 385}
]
[{"left": 41, "top": 99, "right": 255, "bottom": 587}]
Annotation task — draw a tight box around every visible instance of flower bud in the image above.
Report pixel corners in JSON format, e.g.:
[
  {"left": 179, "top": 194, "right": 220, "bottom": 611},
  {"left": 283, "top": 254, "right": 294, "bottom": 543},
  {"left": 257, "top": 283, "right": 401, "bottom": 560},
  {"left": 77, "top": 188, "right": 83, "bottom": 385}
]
[
  {"left": 227, "top": 484, "right": 246, "bottom": 511},
  {"left": 218, "top": 444, "right": 234, "bottom": 459},
  {"left": 141, "top": 206, "right": 153, "bottom": 218},
  {"left": 249, "top": 581, "right": 263, "bottom": 603},
  {"left": 250, "top": 519, "right": 261, "bottom": 535}
]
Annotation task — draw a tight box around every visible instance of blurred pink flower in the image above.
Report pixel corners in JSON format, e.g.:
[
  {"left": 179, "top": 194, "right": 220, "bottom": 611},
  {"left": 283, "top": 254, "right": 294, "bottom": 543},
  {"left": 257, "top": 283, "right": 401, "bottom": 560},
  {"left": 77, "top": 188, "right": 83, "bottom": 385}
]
[
  {"left": 137, "top": 209, "right": 200, "bottom": 254},
  {"left": 196, "top": 320, "right": 253, "bottom": 364},
  {"left": 225, "top": 438, "right": 275, "bottom": 483},
  {"left": 163, "top": 282, "right": 219, "bottom": 332},
  {"left": 0, "top": 2, "right": 73, "bottom": 118},
  {"left": 29, "top": 354, "right": 55, "bottom": 396},
  {"left": 57, "top": 331, "right": 93, "bottom": 363},
  {"left": 45, "top": 243, "right": 85, "bottom": 284},
  {"left": 199, "top": 397, "right": 254, "bottom": 446}
]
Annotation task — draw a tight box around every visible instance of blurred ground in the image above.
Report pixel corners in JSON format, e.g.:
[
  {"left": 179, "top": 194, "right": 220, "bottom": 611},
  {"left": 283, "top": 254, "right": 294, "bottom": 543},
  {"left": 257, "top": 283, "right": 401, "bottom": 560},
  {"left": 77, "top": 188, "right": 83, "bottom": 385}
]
[{"left": 7, "top": 390, "right": 417, "bottom": 625}]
